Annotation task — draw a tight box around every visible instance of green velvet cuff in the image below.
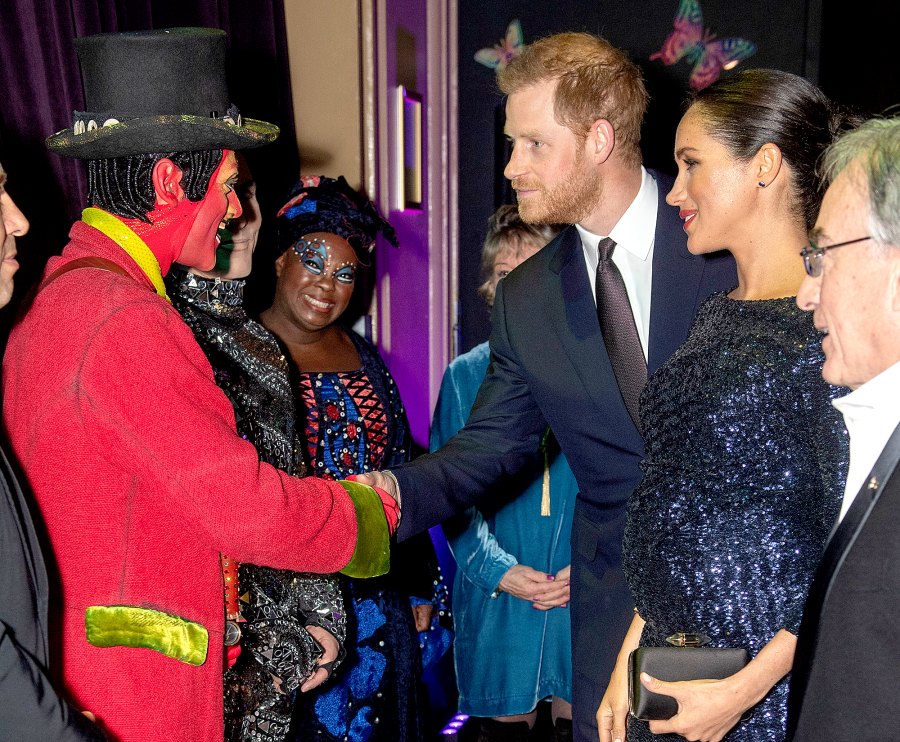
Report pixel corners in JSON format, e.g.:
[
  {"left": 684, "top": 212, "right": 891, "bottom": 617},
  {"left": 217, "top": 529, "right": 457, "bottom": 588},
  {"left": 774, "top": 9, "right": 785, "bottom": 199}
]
[
  {"left": 338, "top": 480, "right": 391, "bottom": 578},
  {"left": 85, "top": 605, "right": 208, "bottom": 666}
]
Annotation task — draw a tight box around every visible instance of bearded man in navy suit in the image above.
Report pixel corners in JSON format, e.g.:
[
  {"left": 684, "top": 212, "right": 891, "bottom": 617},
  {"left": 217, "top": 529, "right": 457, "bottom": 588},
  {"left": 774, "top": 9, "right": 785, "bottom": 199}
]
[
  {"left": 789, "top": 117, "right": 900, "bottom": 742},
  {"left": 359, "top": 32, "right": 735, "bottom": 741}
]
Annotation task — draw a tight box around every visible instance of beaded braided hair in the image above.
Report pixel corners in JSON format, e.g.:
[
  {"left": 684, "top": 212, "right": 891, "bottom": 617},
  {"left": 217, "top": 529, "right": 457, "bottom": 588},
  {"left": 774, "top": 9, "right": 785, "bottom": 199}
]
[{"left": 86, "top": 149, "right": 223, "bottom": 222}]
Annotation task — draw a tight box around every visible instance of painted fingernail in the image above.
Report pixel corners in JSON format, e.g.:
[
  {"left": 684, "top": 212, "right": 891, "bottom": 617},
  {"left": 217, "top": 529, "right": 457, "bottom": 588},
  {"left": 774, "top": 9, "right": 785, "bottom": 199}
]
[
  {"left": 547, "top": 574, "right": 555, "bottom": 580},
  {"left": 562, "top": 603, "right": 568, "bottom": 608}
]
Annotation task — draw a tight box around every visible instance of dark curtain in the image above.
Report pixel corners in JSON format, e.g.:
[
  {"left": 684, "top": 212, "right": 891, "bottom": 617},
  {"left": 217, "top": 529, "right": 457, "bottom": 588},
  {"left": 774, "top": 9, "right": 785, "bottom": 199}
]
[{"left": 0, "top": 0, "right": 298, "bottom": 328}]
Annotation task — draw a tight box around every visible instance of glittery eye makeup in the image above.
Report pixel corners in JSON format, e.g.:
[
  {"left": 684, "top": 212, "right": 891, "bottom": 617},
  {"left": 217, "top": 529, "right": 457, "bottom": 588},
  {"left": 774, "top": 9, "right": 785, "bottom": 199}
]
[
  {"left": 333, "top": 265, "right": 356, "bottom": 284},
  {"left": 295, "top": 239, "right": 327, "bottom": 275},
  {"left": 292, "top": 238, "right": 356, "bottom": 284}
]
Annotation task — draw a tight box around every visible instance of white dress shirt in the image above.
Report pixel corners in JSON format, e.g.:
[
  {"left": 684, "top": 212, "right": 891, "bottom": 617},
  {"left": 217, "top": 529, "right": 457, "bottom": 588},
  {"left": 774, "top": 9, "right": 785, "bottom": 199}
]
[
  {"left": 575, "top": 167, "right": 658, "bottom": 360},
  {"left": 832, "top": 360, "right": 900, "bottom": 521}
]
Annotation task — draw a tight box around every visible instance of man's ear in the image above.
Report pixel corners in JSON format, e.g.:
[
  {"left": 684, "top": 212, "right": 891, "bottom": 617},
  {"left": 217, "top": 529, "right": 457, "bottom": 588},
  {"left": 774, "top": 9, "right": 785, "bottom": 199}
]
[
  {"left": 587, "top": 119, "right": 616, "bottom": 165},
  {"left": 151, "top": 158, "right": 186, "bottom": 207},
  {"left": 890, "top": 254, "right": 900, "bottom": 312}
]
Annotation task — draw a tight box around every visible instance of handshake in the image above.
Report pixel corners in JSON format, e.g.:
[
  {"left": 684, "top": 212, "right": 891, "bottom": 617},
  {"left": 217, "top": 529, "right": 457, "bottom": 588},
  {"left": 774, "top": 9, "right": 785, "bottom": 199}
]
[
  {"left": 346, "top": 470, "right": 402, "bottom": 530},
  {"left": 334, "top": 472, "right": 403, "bottom": 581}
]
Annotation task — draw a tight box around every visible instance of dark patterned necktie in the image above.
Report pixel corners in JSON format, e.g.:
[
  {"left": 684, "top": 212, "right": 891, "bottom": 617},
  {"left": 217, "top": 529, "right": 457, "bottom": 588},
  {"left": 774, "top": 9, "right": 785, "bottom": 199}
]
[{"left": 595, "top": 237, "right": 647, "bottom": 428}]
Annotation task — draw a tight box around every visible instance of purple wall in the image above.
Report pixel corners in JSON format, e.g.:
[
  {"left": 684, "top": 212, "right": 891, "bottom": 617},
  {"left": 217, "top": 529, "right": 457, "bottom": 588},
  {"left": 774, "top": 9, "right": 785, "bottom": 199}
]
[{"left": 375, "top": 0, "right": 433, "bottom": 450}]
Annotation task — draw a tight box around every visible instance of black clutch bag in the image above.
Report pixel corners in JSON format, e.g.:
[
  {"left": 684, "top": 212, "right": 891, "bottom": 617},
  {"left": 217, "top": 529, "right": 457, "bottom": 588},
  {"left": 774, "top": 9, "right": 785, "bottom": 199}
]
[{"left": 628, "top": 634, "right": 750, "bottom": 721}]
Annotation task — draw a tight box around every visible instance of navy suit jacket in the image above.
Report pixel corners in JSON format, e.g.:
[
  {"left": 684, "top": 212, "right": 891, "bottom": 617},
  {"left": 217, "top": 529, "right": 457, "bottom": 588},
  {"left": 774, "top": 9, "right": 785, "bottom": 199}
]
[
  {"left": 394, "top": 170, "right": 735, "bottom": 682},
  {"left": 1, "top": 444, "right": 105, "bottom": 740},
  {"left": 788, "top": 423, "right": 900, "bottom": 741}
]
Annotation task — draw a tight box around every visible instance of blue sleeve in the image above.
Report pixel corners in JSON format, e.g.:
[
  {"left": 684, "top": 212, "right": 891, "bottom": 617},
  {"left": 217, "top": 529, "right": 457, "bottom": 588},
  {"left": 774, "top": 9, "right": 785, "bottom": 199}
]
[{"left": 430, "top": 357, "right": 516, "bottom": 596}]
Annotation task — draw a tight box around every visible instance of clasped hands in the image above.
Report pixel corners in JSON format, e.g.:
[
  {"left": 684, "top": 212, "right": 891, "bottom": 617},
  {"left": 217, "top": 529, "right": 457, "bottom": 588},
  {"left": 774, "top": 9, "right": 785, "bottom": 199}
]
[{"left": 499, "top": 563, "right": 570, "bottom": 610}]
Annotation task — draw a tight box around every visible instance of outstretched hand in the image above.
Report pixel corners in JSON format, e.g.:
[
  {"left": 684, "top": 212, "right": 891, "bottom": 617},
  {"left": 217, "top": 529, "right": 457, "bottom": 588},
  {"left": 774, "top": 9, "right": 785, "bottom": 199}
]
[
  {"left": 353, "top": 471, "right": 397, "bottom": 500},
  {"left": 346, "top": 472, "right": 400, "bottom": 532}
]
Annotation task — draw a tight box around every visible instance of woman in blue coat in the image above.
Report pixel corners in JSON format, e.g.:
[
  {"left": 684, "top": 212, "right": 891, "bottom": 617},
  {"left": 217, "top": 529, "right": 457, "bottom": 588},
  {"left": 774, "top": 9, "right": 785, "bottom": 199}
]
[{"left": 431, "top": 207, "right": 577, "bottom": 742}]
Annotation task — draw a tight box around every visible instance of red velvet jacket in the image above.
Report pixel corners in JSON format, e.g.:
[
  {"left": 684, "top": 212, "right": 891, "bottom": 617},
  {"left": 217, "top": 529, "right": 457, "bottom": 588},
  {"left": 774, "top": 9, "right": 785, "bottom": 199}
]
[{"left": 2, "top": 221, "right": 390, "bottom": 741}]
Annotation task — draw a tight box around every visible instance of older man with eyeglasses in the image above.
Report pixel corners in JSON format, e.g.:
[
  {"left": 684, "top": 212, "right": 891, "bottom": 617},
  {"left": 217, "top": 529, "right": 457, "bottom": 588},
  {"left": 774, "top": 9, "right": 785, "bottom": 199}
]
[{"left": 788, "top": 117, "right": 900, "bottom": 742}]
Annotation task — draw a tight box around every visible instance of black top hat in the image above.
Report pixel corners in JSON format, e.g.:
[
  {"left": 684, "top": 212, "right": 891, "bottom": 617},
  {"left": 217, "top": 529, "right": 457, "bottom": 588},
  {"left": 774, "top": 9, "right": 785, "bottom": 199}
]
[{"left": 46, "top": 27, "right": 279, "bottom": 159}]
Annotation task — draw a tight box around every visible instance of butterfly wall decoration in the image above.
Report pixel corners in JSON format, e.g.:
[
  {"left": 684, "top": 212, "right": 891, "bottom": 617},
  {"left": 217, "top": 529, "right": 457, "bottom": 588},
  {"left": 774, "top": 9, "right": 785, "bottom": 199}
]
[
  {"left": 651, "top": 0, "right": 757, "bottom": 90},
  {"left": 475, "top": 19, "right": 524, "bottom": 71}
]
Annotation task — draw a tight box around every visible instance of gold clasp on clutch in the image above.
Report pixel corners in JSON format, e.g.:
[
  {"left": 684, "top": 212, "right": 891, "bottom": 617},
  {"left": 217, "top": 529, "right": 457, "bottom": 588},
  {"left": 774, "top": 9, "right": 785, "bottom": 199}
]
[{"left": 666, "top": 632, "right": 711, "bottom": 648}]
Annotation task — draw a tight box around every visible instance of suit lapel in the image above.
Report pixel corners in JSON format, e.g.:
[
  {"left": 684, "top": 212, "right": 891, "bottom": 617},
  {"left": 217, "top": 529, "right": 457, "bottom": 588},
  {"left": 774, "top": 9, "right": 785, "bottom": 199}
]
[
  {"left": 646, "top": 173, "right": 707, "bottom": 375},
  {"left": 789, "top": 421, "right": 900, "bottom": 732},
  {"left": 819, "top": 422, "right": 900, "bottom": 590},
  {"left": 545, "top": 227, "right": 635, "bottom": 431}
]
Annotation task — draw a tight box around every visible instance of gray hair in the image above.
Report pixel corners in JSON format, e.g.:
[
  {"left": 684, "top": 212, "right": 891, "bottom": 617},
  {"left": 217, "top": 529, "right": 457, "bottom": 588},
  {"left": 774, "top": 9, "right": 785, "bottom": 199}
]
[
  {"left": 821, "top": 117, "right": 900, "bottom": 247},
  {"left": 479, "top": 205, "right": 561, "bottom": 306}
]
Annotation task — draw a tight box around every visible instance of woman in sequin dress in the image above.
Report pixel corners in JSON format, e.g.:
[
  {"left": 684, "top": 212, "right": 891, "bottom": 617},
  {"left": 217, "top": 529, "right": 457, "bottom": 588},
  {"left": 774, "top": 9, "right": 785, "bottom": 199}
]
[
  {"left": 260, "top": 176, "right": 447, "bottom": 742},
  {"left": 597, "top": 70, "right": 855, "bottom": 742},
  {"left": 167, "top": 166, "right": 347, "bottom": 742}
]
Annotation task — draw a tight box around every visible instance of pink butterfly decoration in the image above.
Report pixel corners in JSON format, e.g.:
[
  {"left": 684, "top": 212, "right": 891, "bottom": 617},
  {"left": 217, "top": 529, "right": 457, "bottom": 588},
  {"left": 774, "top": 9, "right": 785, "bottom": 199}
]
[
  {"left": 475, "top": 19, "right": 524, "bottom": 71},
  {"left": 651, "top": 0, "right": 756, "bottom": 90}
]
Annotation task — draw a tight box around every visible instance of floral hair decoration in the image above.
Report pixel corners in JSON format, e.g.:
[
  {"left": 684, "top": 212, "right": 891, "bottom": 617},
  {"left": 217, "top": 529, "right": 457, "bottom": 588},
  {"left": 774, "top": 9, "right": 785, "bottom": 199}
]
[{"left": 275, "top": 175, "right": 398, "bottom": 265}]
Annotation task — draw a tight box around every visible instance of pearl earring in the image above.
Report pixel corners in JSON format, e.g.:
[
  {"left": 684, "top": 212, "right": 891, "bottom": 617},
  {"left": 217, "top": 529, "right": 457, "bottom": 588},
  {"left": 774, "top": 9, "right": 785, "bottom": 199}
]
[{"left": 758, "top": 181, "right": 766, "bottom": 188}]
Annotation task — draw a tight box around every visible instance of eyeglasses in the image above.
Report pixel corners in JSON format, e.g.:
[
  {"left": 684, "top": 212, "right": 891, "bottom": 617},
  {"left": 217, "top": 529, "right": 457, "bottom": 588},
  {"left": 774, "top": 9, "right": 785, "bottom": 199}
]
[{"left": 800, "top": 236, "right": 872, "bottom": 277}]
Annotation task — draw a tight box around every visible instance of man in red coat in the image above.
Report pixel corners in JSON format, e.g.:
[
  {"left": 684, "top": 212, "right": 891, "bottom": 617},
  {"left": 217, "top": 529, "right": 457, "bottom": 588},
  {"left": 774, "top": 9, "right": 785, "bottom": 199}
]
[{"left": 1, "top": 28, "right": 396, "bottom": 742}]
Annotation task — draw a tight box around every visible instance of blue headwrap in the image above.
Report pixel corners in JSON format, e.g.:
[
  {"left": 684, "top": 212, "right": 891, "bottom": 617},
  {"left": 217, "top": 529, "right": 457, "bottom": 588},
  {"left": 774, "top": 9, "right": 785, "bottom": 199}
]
[{"left": 275, "top": 175, "right": 398, "bottom": 265}]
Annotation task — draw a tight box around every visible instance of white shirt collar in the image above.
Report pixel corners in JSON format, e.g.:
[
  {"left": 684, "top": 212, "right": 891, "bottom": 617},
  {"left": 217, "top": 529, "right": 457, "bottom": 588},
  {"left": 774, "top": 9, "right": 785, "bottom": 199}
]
[
  {"left": 833, "top": 360, "right": 900, "bottom": 417},
  {"left": 833, "top": 360, "right": 900, "bottom": 521}
]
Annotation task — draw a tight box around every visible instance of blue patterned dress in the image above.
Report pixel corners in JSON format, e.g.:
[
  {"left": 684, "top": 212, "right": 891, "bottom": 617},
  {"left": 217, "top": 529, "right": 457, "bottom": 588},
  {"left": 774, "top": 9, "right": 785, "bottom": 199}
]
[
  {"left": 167, "top": 267, "right": 347, "bottom": 742},
  {"left": 289, "top": 330, "right": 448, "bottom": 742},
  {"left": 623, "top": 294, "right": 848, "bottom": 741}
]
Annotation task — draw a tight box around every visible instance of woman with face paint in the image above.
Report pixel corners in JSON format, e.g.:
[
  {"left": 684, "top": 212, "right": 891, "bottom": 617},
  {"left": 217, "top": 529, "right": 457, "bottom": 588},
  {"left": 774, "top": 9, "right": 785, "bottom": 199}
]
[
  {"left": 166, "top": 158, "right": 347, "bottom": 742},
  {"left": 261, "top": 176, "right": 448, "bottom": 742}
]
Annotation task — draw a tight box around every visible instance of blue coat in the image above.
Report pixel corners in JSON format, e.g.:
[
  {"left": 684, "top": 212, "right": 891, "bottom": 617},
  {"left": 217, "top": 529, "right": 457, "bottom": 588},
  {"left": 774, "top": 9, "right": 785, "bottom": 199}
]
[
  {"left": 394, "top": 170, "right": 736, "bottom": 736},
  {"left": 431, "top": 342, "right": 577, "bottom": 716}
]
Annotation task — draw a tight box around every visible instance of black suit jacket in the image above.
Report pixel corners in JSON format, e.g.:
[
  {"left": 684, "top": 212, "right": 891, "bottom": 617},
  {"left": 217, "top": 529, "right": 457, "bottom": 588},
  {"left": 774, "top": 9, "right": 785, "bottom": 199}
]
[
  {"left": 394, "top": 170, "right": 736, "bottom": 686},
  {"left": 788, "top": 422, "right": 900, "bottom": 741},
  {"left": 1, "top": 444, "right": 105, "bottom": 740}
]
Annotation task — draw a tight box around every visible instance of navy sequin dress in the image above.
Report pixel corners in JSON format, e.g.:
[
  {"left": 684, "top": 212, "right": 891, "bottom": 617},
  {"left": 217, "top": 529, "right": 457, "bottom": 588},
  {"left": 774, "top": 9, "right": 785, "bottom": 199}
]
[{"left": 623, "top": 293, "right": 848, "bottom": 741}]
